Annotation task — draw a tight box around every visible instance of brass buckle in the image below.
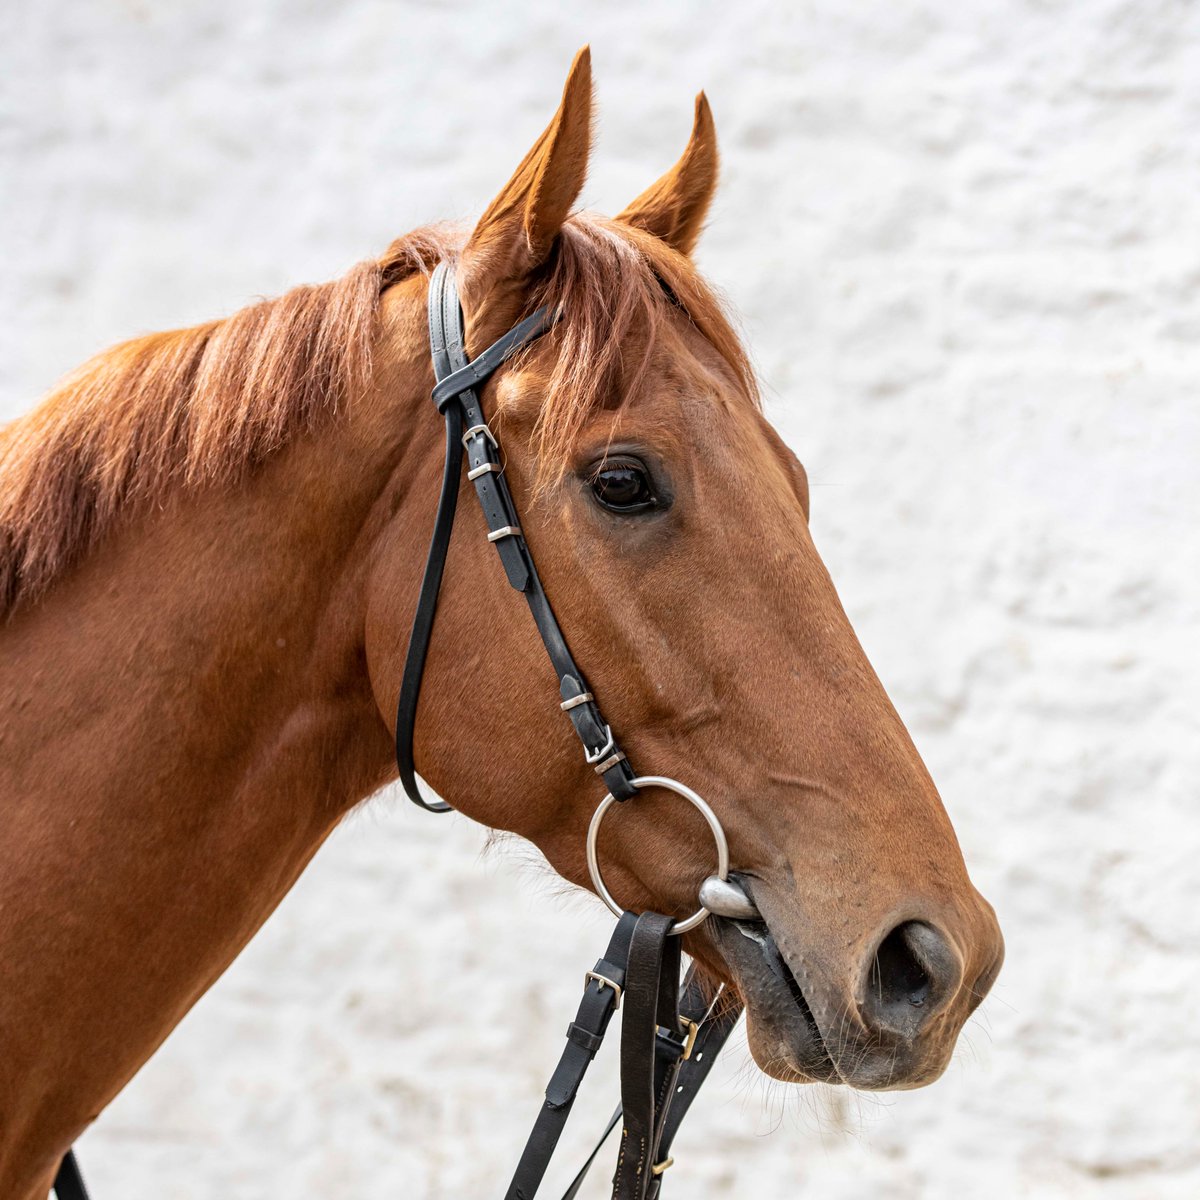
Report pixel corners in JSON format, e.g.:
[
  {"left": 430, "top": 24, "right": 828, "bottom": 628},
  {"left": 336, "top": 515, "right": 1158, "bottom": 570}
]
[
  {"left": 584, "top": 969, "right": 622, "bottom": 1010},
  {"left": 651, "top": 1157, "right": 674, "bottom": 1176},
  {"left": 679, "top": 1017, "right": 700, "bottom": 1061}
]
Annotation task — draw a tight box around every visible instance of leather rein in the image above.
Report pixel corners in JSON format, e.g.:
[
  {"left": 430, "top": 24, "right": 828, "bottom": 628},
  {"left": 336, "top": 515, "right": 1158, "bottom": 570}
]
[{"left": 53, "top": 262, "right": 755, "bottom": 1200}]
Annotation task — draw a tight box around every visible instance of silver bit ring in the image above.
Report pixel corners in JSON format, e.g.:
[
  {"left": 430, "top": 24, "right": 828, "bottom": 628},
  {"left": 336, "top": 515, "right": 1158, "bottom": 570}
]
[{"left": 585, "top": 775, "right": 730, "bottom": 935}]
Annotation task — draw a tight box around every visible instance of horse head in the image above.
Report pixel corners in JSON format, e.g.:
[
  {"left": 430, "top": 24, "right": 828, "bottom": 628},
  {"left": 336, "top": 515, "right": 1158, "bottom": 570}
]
[{"left": 364, "top": 49, "right": 1003, "bottom": 1091}]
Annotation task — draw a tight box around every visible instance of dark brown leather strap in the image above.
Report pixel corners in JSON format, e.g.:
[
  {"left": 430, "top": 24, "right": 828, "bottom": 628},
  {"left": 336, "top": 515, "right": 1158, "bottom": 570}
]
[
  {"left": 612, "top": 913, "right": 681, "bottom": 1200},
  {"left": 560, "top": 969, "right": 743, "bottom": 1200},
  {"left": 643, "top": 985, "right": 743, "bottom": 1200}
]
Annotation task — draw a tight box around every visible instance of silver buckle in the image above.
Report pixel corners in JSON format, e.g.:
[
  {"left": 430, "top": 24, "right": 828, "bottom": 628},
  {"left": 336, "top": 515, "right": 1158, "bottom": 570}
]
[
  {"left": 583, "top": 723, "right": 615, "bottom": 765},
  {"left": 487, "top": 525, "right": 521, "bottom": 543},
  {"left": 462, "top": 423, "right": 498, "bottom": 450},
  {"left": 467, "top": 461, "right": 503, "bottom": 481},
  {"left": 559, "top": 691, "right": 594, "bottom": 712}
]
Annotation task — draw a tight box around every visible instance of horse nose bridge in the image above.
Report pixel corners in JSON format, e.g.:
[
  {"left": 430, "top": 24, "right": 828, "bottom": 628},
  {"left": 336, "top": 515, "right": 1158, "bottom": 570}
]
[{"left": 749, "top": 680, "right": 951, "bottom": 837}]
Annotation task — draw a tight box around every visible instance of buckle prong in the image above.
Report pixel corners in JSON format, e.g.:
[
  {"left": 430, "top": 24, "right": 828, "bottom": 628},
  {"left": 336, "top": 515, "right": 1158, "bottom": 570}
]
[{"left": 679, "top": 1017, "right": 700, "bottom": 1061}]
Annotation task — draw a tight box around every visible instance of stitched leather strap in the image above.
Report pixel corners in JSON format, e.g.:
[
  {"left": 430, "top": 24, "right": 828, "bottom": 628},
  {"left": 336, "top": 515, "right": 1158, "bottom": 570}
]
[
  {"left": 612, "top": 913, "right": 682, "bottom": 1200},
  {"left": 643, "top": 982, "right": 744, "bottom": 1200},
  {"left": 559, "top": 1105, "right": 623, "bottom": 1200},
  {"left": 430, "top": 305, "right": 560, "bottom": 411},
  {"left": 395, "top": 262, "right": 637, "bottom": 811},
  {"left": 507, "top": 910, "right": 739, "bottom": 1200}
]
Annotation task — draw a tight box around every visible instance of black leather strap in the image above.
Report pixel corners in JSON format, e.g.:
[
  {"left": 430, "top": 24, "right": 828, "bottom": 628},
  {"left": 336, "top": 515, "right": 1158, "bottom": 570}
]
[
  {"left": 430, "top": 305, "right": 560, "bottom": 411},
  {"left": 53, "top": 920, "right": 740, "bottom": 1200},
  {"left": 505, "top": 912, "right": 639, "bottom": 1200},
  {"left": 392, "top": 264, "right": 466, "bottom": 811},
  {"left": 563, "top": 972, "right": 744, "bottom": 1200},
  {"left": 558, "top": 974, "right": 743, "bottom": 1200},
  {"left": 52, "top": 1150, "right": 89, "bottom": 1200},
  {"left": 560, "top": 1104, "right": 623, "bottom": 1200},
  {"left": 395, "top": 262, "right": 637, "bottom": 811}
]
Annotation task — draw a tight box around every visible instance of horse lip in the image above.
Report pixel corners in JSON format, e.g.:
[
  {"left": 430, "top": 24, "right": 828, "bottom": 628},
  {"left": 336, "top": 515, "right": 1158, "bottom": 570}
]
[{"left": 710, "top": 913, "right": 843, "bottom": 1084}]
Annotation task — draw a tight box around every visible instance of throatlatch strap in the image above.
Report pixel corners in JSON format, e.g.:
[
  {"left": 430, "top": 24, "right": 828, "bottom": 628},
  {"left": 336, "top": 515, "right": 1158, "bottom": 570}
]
[
  {"left": 395, "top": 262, "right": 637, "bottom": 811},
  {"left": 393, "top": 264, "right": 463, "bottom": 811}
]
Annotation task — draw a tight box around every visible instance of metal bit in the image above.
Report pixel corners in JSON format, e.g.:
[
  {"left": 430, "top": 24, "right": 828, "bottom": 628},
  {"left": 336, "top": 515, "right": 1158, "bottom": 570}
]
[{"left": 699, "top": 874, "right": 760, "bottom": 920}]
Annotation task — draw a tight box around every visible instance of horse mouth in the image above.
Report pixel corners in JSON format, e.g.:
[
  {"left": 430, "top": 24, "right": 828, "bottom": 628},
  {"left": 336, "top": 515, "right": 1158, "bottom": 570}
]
[{"left": 710, "top": 915, "right": 842, "bottom": 1084}]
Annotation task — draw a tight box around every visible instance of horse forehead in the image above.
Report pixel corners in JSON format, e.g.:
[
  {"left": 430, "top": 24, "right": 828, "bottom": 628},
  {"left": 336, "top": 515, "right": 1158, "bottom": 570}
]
[
  {"left": 651, "top": 308, "right": 745, "bottom": 396},
  {"left": 603, "top": 346, "right": 751, "bottom": 457}
]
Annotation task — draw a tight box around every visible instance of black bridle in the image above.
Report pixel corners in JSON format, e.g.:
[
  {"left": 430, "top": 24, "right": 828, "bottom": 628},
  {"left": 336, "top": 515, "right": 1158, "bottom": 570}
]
[
  {"left": 392, "top": 263, "right": 746, "bottom": 1199},
  {"left": 393, "top": 262, "right": 639, "bottom": 814},
  {"left": 54, "top": 262, "right": 752, "bottom": 1200}
]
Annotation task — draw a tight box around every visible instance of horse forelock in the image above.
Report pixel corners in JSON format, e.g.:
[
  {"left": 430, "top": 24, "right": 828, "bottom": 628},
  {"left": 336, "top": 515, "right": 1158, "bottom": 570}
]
[{"left": 512, "top": 213, "right": 760, "bottom": 489}]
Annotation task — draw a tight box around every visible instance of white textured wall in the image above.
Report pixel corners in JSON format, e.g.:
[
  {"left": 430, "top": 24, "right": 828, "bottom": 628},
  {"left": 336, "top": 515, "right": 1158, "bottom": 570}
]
[{"left": 4, "top": 2, "right": 1199, "bottom": 1197}]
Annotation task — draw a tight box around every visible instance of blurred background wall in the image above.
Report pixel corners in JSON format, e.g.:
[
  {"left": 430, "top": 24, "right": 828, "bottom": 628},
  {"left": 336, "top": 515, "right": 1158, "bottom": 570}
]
[{"left": 3, "top": 2, "right": 1198, "bottom": 1196}]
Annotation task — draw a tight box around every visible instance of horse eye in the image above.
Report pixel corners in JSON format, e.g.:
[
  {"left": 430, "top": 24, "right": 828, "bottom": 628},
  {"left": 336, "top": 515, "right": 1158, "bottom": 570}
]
[{"left": 590, "top": 461, "right": 657, "bottom": 513}]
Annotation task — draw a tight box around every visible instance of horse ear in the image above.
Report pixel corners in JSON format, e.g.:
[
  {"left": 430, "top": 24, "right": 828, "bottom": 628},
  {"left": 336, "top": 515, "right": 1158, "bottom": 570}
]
[
  {"left": 458, "top": 47, "right": 593, "bottom": 318},
  {"left": 616, "top": 93, "right": 718, "bottom": 257}
]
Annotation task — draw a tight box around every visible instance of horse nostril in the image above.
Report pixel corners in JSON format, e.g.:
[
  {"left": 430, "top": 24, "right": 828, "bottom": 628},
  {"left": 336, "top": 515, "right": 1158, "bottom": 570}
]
[{"left": 862, "top": 920, "right": 962, "bottom": 1038}]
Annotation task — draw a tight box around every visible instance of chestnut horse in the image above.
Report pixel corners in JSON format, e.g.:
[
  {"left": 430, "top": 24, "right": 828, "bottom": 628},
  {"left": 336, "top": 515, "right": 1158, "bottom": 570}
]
[{"left": 0, "top": 50, "right": 1003, "bottom": 1199}]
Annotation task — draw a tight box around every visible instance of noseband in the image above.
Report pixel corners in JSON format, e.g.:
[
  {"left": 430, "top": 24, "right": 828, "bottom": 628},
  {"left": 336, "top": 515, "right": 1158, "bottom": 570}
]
[{"left": 53, "top": 263, "right": 759, "bottom": 1200}]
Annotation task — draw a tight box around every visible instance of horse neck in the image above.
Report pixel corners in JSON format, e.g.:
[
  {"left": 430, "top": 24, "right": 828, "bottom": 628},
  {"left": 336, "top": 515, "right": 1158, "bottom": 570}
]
[{"left": 0, "top": 278, "right": 435, "bottom": 1192}]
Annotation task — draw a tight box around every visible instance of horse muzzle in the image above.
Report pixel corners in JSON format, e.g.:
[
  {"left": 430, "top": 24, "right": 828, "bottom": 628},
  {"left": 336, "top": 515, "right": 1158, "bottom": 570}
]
[{"left": 704, "top": 875, "right": 1004, "bottom": 1091}]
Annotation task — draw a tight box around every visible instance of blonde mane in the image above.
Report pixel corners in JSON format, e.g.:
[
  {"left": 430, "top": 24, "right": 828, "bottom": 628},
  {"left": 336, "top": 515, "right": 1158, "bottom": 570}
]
[{"left": 0, "top": 214, "right": 755, "bottom": 619}]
